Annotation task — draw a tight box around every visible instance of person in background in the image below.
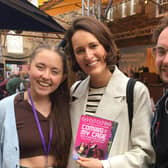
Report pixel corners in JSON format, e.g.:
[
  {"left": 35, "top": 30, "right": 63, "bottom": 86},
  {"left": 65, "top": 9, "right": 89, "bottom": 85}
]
[
  {"left": 0, "top": 44, "right": 72, "bottom": 168},
  {"left": 19, "top": 73, "right": 30, "bottom": 92},
  {"left": 0, "top": 74, "right": 8, "bottom": 99},
  {"left": 0, "top": 73, "right": 3, "bottom": 82},
  {"left": 6, "top": 72, "right": 22, "bottom": 95},
  {"left": 65, "top": 16, "right": 154, "bottom": 168},
  {"left": 151, "top": 15, "right": 168, "bottom": 168}
]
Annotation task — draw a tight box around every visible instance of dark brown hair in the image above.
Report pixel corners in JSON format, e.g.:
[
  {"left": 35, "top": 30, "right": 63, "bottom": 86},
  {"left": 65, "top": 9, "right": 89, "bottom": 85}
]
[
  {"left": 30, "top": 44, "right": 72, "bottom": 167},
  {"left": 64, "top": 16, "right": 118, "bottom": 73},
  {"left": 153, "top": 15, "right": 168, "bottom": 43}
]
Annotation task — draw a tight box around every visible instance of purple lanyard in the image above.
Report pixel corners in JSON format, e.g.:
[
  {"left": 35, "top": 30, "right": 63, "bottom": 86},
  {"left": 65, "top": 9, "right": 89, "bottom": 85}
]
[{"left": 28, "top": 88, "right": 53, "bottom": 156}]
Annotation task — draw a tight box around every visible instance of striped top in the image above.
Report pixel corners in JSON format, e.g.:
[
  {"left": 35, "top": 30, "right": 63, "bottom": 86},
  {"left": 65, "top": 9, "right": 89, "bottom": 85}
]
[{"left": 85, "top": 87, "right": 106, "bottom": 115}]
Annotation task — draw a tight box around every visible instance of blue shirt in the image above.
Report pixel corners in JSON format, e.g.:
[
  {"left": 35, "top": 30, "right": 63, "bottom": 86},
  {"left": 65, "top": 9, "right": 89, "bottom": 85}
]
[{"left": 0, "top": 94, "right": 20, "bottom": 167}]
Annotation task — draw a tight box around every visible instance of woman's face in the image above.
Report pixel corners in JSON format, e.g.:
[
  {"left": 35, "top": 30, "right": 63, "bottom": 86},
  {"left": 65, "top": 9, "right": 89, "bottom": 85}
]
[
  {"left": 72, "top": 30, "right": 108, "bottom": 77},
  {"left": 28, "top": 49, "right": 64, "bottom": 97}
]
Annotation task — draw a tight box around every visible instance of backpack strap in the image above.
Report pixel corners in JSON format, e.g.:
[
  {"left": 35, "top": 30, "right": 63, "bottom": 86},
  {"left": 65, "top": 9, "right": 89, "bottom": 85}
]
[
  {"left": 71, "top": 81, "right": 82, "bottom": 101},
  {"left": 72, "top": 80, "right": 82, "bottom": 94},
  {"left": 126, "top": 78, "right": 136, "bottom": 132}
]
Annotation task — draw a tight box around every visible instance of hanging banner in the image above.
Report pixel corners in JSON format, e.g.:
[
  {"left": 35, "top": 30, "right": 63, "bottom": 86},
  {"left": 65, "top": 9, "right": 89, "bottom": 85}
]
[{"left": 6, "top": 31, "right": 23, "bottom": 54}]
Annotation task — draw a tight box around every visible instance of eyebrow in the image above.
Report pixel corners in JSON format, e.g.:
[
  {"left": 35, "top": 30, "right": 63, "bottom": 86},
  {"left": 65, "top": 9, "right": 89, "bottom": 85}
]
[{"left": 156, "top": 45, "right": 168, "bottom": 48}]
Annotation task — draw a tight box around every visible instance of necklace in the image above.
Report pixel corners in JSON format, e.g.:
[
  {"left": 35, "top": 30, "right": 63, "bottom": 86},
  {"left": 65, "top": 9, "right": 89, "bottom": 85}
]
[{"left": 27, "top": 89, "right": 53, "bottom": 167}]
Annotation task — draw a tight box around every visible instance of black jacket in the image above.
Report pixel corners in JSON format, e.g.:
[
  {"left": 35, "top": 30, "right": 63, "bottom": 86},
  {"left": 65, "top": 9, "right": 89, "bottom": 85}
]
[{"left": 152, "top": 91, "right": 168, "bottom": 168}]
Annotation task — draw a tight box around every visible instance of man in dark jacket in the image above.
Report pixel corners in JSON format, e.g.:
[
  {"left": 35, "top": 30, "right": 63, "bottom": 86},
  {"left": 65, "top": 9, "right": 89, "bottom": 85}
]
[
  {"left": 152, "top": 15, "right": 168, "bottom": 168},
  {"left": 6, "top": 73, "right": 21, "bottom": 95}
]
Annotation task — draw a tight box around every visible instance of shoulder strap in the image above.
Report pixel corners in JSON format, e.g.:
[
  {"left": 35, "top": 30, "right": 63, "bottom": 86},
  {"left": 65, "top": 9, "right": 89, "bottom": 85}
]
[
  {"left": 126, "top": 78, "right": 136, "bottom": 132},
  {"left": 71, "top": 80, "right": 82, "bottom": 102},
  {"left": 72, "top": 80, "right": 82, "bottom": 94}
]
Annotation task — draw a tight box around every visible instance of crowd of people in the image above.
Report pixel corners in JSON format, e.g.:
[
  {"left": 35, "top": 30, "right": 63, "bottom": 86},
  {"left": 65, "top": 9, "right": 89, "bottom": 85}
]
[
  {"left": 0, "top": 72, "right": 30, "bottom": 100},
  {"left": 0, "top": 14, "right": 168, "bottom": 168}
]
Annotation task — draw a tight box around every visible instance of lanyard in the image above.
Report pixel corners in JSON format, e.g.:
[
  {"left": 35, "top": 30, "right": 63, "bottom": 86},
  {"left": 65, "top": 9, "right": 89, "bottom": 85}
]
[{"left": 28, "top": 88, "right": 53, "bottom": 156}]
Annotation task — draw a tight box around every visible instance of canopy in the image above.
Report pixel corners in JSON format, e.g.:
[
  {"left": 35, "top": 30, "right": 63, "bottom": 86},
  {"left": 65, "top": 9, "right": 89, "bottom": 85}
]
[
  {"left": 0, "top": 0, "right": 65, "bottom": 33},
  {"left": 41, "top": 0, "right": 82, "bottom": 16},
  {"left": 41, "top": 0, "right": 109, "bottom": 16}
]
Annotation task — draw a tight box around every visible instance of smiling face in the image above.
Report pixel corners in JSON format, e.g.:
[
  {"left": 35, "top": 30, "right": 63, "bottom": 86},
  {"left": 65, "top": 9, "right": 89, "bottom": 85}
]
[
  {"left": 72, "top": 30, "right": 109, "bottom": 78},
  {"left": 28, "top": 49, "right": 64, "bottom": 97},
  {"left": 155, "top": 27, "right": 168, "bottom": 83}
]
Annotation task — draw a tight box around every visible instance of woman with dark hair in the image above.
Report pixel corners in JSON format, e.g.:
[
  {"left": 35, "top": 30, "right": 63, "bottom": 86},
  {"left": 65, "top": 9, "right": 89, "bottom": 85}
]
[
  {"left": 0, "top": 44, "right": 72, "bottom": 168},
  {"left": 65, "top": 16, "right": 154, "bottom": 168}
]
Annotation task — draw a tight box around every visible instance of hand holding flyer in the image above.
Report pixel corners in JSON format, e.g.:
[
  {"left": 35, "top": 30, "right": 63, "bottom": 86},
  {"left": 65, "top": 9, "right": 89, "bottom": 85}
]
[{"left": 73, "top": 115, "right": 118, "bottom": 160}]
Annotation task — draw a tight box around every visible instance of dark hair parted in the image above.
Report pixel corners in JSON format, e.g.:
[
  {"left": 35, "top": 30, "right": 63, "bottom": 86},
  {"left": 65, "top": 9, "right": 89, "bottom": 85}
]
[
  {"left": 153, "top": 15, "right": 168, "bottom": 43},
  {"left": 30, "top": 44, "right": 72, "bottom": 167},
  {"left": 64, "top": 16, "right": 118, "bottom": 72}
]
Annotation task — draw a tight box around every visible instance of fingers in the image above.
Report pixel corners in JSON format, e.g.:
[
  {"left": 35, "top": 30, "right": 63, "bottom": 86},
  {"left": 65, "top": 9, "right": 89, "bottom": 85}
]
[
  {"left": 76, "top": 157, "right": 103, "bottom": 168},
  {"left": 79, "top": 156, "right": 91, "bottom": 161}
]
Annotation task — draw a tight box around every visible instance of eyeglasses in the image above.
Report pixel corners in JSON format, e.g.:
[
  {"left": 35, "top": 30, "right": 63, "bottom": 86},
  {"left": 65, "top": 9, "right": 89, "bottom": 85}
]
[{"left": 153, "top": 46, "right": 168, "bottom": 57}]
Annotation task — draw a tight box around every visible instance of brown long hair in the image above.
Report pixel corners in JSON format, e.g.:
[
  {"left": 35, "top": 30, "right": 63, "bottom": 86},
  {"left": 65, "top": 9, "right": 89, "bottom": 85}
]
[
  {"left": 64, "top": 16, "right": 118, "bottom": 73},
  {"left": 30, "top": 44, "right": 72, "bottom": 167}
]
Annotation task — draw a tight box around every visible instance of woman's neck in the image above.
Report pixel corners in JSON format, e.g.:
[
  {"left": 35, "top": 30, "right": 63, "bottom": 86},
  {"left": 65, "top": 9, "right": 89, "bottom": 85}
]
[
  {"left": 28, "top": 89, "right": 50, "bottom": 102},
  {"left": 25, "top": 89, "right": 51, "bottom": 117},
  {"left": 90, "top": 69, "right": 112, "bottom": 88}
]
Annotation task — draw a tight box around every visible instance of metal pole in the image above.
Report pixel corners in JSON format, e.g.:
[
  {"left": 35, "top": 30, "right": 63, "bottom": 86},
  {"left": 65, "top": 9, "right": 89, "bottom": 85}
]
[
  {"left": 97, "top": 0, "right": 101, "bottom": 21},
  {"left": 87, "top": 0, "right": 90, "bottom": 16},
  {"left": 82, "top": 0, "right": 85, "bottom": 16}
]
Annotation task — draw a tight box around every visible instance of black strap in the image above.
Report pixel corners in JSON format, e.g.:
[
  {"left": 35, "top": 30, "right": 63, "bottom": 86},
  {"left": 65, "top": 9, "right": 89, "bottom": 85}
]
[
  {"left": 72, "top": 81, "right": 82, "bottom": 94},
  {"left": 126, "top": 78, "right": 136, "bottom": 132},
  {"left": 71, "top": 81, "right": 82, "bottom": 101}
]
